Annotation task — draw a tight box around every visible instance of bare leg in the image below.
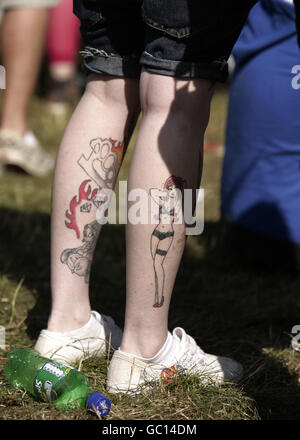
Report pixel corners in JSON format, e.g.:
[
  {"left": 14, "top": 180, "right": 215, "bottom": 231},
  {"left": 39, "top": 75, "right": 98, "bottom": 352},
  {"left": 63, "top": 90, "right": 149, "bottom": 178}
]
[
  {"left": 153, "top": 255, "right": 166, "bottom": 307},
  {"left": 121, "top": 71, "right": 214, "bottom": 358},
  {"left": 152, "top": 236, "right": 173, "bottom": 307},
  {"left": 0, "top": 8, "right": 49, "bottom": 135},
  {"left": 47, "top": 73, "right": 139, "bottom": 332}
]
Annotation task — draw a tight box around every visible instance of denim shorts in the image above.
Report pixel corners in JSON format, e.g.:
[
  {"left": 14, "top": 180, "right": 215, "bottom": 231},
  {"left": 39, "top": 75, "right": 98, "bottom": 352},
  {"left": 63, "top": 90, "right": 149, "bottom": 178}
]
[{"left": 73, "top": 0, "right": 258, "bottom": 82}]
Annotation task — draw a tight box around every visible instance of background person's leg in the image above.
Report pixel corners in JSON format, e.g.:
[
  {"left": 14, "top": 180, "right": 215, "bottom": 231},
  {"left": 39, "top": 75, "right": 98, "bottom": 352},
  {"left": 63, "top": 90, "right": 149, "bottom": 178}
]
[
  {"left": 0, "top": 7, "right": 49, "bottom": 135},
  {"left": 46, "top": 0, "right": 81, "bottom": 111},
  {"left": 46, "top": 0, "right": 80, "bottom": 81},
  {"left": 0, "top": 6, "right": 54, "bottom": 176}
]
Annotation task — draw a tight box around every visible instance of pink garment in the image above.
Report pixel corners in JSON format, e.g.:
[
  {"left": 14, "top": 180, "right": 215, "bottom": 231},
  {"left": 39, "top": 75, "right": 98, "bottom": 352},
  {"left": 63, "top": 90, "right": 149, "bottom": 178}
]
[{"left": 47, "top": 0, "right": 81, "bottom": 64}]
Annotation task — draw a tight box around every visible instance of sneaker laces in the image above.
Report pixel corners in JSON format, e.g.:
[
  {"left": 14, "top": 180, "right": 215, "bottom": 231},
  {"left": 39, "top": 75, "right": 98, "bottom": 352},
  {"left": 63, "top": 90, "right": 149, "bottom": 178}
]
[
  {"left": 175, "top": 329, "right": 240, "bottom": 382},
  {"left": 143, "top": 328, "right": 207, "bottom": 382},
  {"left": 172, "top": 328, "right": 210, "bottom": 374}
]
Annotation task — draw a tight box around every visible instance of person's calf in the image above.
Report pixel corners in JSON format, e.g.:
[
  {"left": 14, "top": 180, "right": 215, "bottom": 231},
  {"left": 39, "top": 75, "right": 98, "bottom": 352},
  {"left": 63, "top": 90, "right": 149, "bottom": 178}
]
[
  {"left": 120, "top": 72, "right": 214, "bottom": 359},
  {"left": 48, "top": 74, "right": 140, "bottom": 333}
]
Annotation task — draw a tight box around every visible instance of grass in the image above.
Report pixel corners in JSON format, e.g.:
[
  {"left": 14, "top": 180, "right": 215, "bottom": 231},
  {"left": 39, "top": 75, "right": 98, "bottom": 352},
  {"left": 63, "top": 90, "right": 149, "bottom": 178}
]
[{"left": 0, "top": 84, "right": 299, "bottom": 420}]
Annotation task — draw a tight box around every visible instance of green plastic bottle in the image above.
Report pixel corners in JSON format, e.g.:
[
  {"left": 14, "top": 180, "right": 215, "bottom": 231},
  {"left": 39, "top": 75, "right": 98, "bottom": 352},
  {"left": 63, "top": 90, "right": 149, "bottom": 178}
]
[{"left": 4, "top": 348, "right": 111, "bottom": 417}]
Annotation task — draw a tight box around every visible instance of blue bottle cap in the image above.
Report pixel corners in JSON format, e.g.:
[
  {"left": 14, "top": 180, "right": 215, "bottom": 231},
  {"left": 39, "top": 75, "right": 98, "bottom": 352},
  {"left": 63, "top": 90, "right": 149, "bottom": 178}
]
[{"left": 86, "top": 392, "right": 111, "bottom": 417}]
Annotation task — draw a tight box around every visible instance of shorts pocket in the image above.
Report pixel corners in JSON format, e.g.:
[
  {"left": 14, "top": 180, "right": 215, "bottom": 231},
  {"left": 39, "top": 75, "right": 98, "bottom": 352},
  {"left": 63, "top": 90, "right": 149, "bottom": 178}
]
[{"left": 142, "top": 0, "right": 220, "bottom": 39}]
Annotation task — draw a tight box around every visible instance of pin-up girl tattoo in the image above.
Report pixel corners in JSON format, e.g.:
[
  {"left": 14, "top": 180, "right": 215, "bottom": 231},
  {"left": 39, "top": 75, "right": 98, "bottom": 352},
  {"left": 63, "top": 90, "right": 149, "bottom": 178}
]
[{"left": 150, "top": 176, "right": 186, "bottom": 308}]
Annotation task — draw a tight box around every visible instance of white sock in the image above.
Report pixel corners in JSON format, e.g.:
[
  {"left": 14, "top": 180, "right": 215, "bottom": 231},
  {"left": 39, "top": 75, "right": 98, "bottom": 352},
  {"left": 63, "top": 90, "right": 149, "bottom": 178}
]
[
  {"left": 147, "top": 332, "right": 175, "bottom": 364},
  {"left": 46, "top": 312, "right": 98, "bottom": 338},
  {"left": 120, "top": 332, "right": 175, "bottom": 364}
]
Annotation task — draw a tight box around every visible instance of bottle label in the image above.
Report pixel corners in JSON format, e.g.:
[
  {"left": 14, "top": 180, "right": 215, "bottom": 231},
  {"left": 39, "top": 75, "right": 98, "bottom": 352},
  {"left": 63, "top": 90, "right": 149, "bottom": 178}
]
[{"left": 33, "top": 361, "right": 73, "bottom": 403}]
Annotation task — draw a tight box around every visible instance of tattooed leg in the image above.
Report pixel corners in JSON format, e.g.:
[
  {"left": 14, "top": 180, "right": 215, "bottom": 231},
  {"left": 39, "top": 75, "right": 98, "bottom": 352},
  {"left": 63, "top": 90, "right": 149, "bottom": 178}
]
[
  {"left": 48, "top": 73, "right": 139, "bottom": 332},
  {"left": 121, "top": 71, "right": 213, "bottom": 358}
]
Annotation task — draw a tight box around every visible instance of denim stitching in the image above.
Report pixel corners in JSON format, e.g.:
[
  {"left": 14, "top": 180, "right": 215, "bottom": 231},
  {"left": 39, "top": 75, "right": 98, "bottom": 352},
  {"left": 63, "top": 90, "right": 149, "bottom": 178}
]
[
  {"left": 81, "top": 47, "right": 139, "bottom": 61},
  {"left": 81, "top": 47, "right": 110, "bottom": 58},
  {"left": 145, "top": 20, "right": 191, "bottom": 38},
  {"left": 142, "top": 51, "right": 227, "bottom": 70},
  {"left": 141, "top": 8, "right": 210, "bottom": 39}
]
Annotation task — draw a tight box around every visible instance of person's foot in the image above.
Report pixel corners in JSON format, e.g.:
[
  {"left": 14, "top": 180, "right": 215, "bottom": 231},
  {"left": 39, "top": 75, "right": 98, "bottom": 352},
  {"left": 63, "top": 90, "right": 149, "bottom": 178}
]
[
  {"left": 107, "top": 327, "right": 243, "bottom": 394},
  {"left": 34, "top": 311, "right": 123, "bottom": 365},
  {"left": 0, "top": 129, "right": 54, "bottom": 177}
]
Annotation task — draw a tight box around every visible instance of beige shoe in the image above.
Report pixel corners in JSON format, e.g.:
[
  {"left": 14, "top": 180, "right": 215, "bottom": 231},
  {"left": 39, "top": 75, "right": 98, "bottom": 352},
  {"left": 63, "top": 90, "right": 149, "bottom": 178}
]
[{"left": 0, "top": 129, "right": 54, "bottom": 177}]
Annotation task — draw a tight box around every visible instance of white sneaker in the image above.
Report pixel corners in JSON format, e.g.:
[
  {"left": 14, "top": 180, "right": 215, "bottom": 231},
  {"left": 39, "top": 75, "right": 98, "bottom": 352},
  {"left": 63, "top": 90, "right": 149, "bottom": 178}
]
[
  {"left": 34, "top": 311, "right": 123, "bottom": 365},
  {"left": 0, "top": 129, "right": 54, "bottom": 177},
  {"left": 107, "top": 327, "right": 243, "bottom": 394}
]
